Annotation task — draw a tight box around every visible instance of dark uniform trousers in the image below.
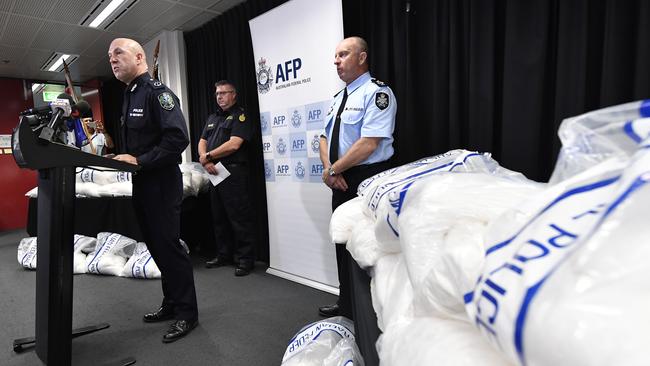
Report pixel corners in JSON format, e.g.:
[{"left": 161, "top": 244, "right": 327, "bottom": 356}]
[
  {"left": 209, "top": 163, "right": 255, "bottom": 266},
  {"left": 331, "top": 161, "right": 390, "bottom": 320},
  {"left": 132, "top": 165, "right": 198, "bottom": 321}
]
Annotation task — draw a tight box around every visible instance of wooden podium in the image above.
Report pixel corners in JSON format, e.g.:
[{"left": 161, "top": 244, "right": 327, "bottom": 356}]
[{"left": 11, "top": 115, "right": 140, "bottom": 365}]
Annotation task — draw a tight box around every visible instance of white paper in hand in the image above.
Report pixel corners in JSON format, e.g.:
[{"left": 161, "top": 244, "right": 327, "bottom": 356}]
[{"left": 207, "top": 162, "right": 231, "bottom": 186}]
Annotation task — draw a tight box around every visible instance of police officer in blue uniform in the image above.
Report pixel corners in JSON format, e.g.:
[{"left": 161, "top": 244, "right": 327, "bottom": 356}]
[
  {"left": 319, "top": 37, "right": 397, "bottom": 319},
  {"left": 109, "top": 38, "right": 198, "bottom": 343},
  {"left": 200, "top": 80, "right": 256, "bottom": 276}
]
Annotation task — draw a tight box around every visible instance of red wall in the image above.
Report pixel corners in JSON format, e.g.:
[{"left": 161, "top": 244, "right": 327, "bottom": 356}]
[{"left": 0, "top": 79, "right": 36, "bottom": 231}]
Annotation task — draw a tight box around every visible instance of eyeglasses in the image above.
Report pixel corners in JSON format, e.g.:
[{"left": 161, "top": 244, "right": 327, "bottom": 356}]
[{"left": 215, "top": 90, "right": 235, "bottom": 96}]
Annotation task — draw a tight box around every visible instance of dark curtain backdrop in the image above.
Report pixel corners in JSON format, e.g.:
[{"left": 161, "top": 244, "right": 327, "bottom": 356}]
[
  {"left": 184, "top": 0, "right": 289, "bottom": 263},
  {"left": 342, "top": 0, "right": 650, "bottom": 180},
  {"left": 100, "top": 77, "right": 126, "bottom": 154},
  {"left": 182, "top": 0, "right": 650, "bottom": 263}
]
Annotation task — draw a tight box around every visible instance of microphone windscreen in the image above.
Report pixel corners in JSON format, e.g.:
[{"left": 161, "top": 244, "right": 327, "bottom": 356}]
[
  {"left": 75, "top": 100, "right": 92, "bottom": 118},
  {"left": 56, "top": 93, "right": 74, "bottom": 104}
]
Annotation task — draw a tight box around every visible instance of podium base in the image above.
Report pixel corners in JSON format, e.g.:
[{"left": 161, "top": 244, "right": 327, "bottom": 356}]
[{"left": 13, "top": 322, "right": 110, "bottom": 353}]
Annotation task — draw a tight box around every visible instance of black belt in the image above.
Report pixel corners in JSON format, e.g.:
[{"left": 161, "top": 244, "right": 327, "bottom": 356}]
[{"left": 223, "top": 162, "right": 247, "bottom": 168}]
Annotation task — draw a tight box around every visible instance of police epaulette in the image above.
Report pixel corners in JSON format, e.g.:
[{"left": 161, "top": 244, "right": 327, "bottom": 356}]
[
  {"left": 150, "top": 79, "right": 165, "bottom": 89},
  {"left": 371, "top": 78, "right": 387, "bottom": 87}
]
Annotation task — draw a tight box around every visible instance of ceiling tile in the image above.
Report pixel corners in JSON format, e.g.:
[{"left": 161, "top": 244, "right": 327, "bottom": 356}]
[
  {"left": 0, "top": 12, "right": 8, "bottom": 36},
  {"left": 29, "top": 21, "right": 76, "bottom": 51},
  {"left": 57, "top": 27, "right": 103, "bottom": 54},
  {"left": 69, "top": 55, "right": 101, "bottom": 74},
  {"left": 0, "top": 44, "right": 27, "bottom": 64},
  {"left": 13, "top": 0, "right": 55, "bottom": 19},
  {"left": 156, "top": 4, "right": 202, "bottom": 31},
  {"left": 48, "top": 0, "right": 99, "bottom": 25},
  {"left": 209, "top": 0, "right": 244, "bottom": 13},
  {"left": 178, "top": 0, "right": 220, "bottom": 9},
  {"left": 20, "top": 48, "right": 53, "bottom": 72},
  {"left": 1, "top": 14, "right": 41, "bottom": 47},
  {"left": 178, "top": 12, "right": 216, "bottom": 31},
  {"left": 82, "top": 32, "right": 119, "bottom": 57},
  {"left": 0, "top": 0, "right": 13, "bottom": 13},
  {"left": 0, "top": 0, "right": 244, "bottom": 82},
  {"left": 108, "top": 0, "right": 174, "bottom": 34}
]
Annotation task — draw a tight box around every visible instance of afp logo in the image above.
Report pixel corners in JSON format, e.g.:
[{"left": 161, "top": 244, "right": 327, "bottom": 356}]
[
  {"left": 294, "top": 162, "right": 305, "bottom": 179},
  {"left": 262, "top": 140, "right": 272, "bottom": 154},
  {"left": 264, "top": 161, "right": 272, "bottom": 179},
  {"left": 256, "top": 57, "right": 274, "bottom": 94},
  {"left": 291, "top": 110, "right": 302, "bottom": 128},
  {"left": 276, "top": 58, "right": 302, "bottom": 83},
  {"left": 276, "top": 137, "right": 287, "bottom": 155},
  {"left": 273, "top": 115, "right": 286, "bottom": 127},
  {"left": 311, "top": 134, "right": 320, "bottom": 153},
  {"left": 276, "top": 164, "right": 290, "bottom": 175}
]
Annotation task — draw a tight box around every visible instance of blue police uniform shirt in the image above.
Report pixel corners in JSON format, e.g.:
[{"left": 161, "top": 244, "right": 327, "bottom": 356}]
[
  {"left": 120, "top": 72, "right": 189, "bottom": 170},
  {"left": 323, "top": 71, "right": 396, "bottom": 165}
]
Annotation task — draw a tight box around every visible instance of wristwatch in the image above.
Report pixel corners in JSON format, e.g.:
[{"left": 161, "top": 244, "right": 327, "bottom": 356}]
[{"left": 328, "top": 166, "right": 336, "bottom": 176}]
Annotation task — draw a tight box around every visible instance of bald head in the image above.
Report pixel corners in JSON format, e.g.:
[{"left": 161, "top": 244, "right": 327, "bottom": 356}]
[
  {"left": 334, "top": 36, "right": 369, "bottom": 84},
  {"left": 108, "top": 38, "right": 149, "bottom": 84},
  {"left": 347, "top": 37, "right": 368, "bottom": 55}
]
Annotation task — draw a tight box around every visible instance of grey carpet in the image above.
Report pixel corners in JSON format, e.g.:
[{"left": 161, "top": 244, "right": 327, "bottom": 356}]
[{"left": 0, "top": 229, "right": 337, "bottom": 366}]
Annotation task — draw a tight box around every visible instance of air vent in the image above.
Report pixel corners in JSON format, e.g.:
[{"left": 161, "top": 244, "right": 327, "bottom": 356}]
[
  {"left": 79, "top": 0, "right": 139, "bottom": 30},
  {"left": 40, "top": 53, "right": 79, "bottom": 73}
]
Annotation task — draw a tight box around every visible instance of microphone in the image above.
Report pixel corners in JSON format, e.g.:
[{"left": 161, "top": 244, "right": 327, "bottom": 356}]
[
  {"left": 21, "top": 93, "right": 90, "bottom": 117},
  {"left": 38, "top": 93, "right": 91, "bottom": 142}
]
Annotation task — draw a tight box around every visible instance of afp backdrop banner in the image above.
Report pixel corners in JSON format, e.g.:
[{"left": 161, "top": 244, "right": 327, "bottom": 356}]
[{"left": 249, "top": 0, "right": 344, "bottom": 290}]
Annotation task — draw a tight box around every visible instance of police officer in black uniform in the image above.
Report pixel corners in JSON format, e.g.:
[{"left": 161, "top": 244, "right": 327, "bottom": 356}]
[
  {"left": 109, "top": 38, "right": 198, "bottom": 343},
  {"left": 200, "top": 80, "right": 256, "bottom": 276}
]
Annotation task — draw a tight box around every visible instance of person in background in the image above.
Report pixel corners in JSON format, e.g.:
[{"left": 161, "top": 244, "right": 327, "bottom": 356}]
[
  {"left": 200, "top": 80, "right": 256, "bottom": 277},
  {"left": 108, "top": 37, "right": 199, "bottom": 343},
  {"left": 81, "top": 118, "right": 114, "bottom": 155},
  {"left": 318, "top": 36, "right": 397, "bottom": 319}
]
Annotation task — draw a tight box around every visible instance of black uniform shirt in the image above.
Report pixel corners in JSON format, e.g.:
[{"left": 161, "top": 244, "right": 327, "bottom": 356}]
[
  {"left": 120, "top": 72, "right": 189, "bottom": 170},
  {"left": 200, "top": 103, "right": 251, "bottom": 164}
]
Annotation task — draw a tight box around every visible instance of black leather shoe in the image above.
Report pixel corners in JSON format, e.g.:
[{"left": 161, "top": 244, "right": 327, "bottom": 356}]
[
  {"left": 205, "top": 257, "right": 232, "bottom": 269},
  {"left": 143, "top": 306, "right": 174, "bottom": 323},
  {"left": 234, "top": 264, "right": 253, "bottom": 277},
  {"left": 162, "top": 319, "right": 198, "bottom": 343},
  {"left": 318, "top": 303, "right": 340, "bottom": 317}
]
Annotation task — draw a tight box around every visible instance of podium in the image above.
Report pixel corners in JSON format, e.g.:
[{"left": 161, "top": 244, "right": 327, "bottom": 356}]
[{"left": 11, "top": 115, "right": 140, "bottom": 365}]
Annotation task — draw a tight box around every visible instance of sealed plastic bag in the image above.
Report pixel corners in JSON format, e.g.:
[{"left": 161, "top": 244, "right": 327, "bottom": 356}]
[
  {"left": 121, "top": 242, "right": 161, "bottom": 279},
  {"left": 549, "top": 99, "right": 650, "bottom": 184},
  {"left": 86, "top": 232, "right": 136, "bottom": 276},
  {"left": 17, "top": 235, "right": 94, "bottom": 274},
  {"left": 466, "top": 102, "right": 650, "bottom": 365},
  {"left": 282, "top": 316, "right": 364, "bottom": 366}
]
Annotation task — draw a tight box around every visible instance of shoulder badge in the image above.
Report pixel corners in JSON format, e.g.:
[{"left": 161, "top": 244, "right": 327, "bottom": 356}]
[
  {"left": 371, "top": 78, "right": 387, "bottom": 87},
  {"left": 158, "top": 92, "right": 175, "bottom": 110},
  {"left": 239, "top": 114, "right": 246, "bottom": 122},
  {"left": 375, "top": 92, "right": 389, "bottom": 110}
]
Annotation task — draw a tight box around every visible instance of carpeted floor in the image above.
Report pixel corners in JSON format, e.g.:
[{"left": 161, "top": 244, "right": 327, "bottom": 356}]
[{"left": 0, "top": 229, "right": 337, "bottom": 366}]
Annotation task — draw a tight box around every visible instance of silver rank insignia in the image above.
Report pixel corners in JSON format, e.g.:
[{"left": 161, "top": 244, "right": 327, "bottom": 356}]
[
  {"left": 158, "top": 92, "right": 175, "bottom": 110},
  {"left": 375, "top": 92, "right": 389, "bottom": 110}
]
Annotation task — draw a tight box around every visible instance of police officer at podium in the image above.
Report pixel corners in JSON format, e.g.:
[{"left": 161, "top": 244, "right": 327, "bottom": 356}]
[{"left": 108, "top": 38, "right": 199, "bottom": 343}]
